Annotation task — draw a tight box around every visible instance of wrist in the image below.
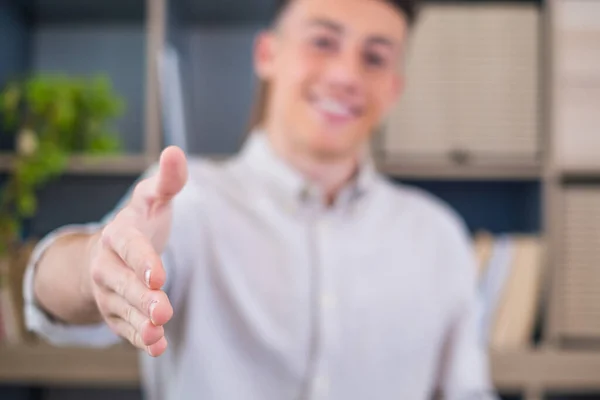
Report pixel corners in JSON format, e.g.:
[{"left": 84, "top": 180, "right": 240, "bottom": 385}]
[{"left": 79, "top": 231, "right": 101, "bottom": 305}]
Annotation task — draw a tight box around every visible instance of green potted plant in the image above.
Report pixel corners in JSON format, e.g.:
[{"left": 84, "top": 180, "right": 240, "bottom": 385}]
[{"left": 0, "top": 74, "right": 124, "bottom": 343}]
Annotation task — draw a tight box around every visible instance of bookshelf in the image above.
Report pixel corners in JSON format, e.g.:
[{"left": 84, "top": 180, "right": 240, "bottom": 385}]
[{"left": 543, "top": 0, "right": 600, "bottom": 354}]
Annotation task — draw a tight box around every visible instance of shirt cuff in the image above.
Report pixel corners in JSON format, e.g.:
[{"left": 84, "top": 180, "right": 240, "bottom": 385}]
[{"left": 23, "top": 223, "right": 122, "bottom": 348}]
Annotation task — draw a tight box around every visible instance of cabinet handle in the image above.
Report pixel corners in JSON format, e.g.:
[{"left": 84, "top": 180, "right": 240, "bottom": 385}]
[{"left": 449, "top": 149, "right": 471, "bottom": 165}]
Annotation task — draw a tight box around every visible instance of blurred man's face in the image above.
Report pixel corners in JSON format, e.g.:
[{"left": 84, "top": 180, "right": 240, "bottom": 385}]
[{"left": 255, "top": 0, "right": 407, "bottom": 162}]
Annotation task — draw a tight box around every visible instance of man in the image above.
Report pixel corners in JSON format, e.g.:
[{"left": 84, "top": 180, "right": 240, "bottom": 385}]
[{"left": 24, "top": 0, "right": 497, "bottom": 399}]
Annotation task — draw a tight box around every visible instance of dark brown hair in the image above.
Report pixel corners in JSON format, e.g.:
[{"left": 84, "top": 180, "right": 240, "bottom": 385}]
[
  {"left": 274, "top": 0, "right": 420, "bottom": 27},
  {"left": 246, "top": 0, "right": 420, "bottom": 132}
]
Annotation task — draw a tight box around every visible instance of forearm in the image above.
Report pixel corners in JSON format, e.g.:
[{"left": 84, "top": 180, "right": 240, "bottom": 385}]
[{"left": 33, "top": 231, "right": 102, "bottom": 325}]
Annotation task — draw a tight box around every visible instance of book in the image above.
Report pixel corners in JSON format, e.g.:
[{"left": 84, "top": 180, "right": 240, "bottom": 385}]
[
  {"left": 490, "top": 236, "right": 544, "bottom": 350},
  {"left": 474, "top": 234, "right": 544, "bottom": 350}
]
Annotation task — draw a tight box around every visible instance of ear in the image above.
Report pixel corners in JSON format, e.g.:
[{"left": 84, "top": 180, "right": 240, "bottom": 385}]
[{"left": 254, "top": 31, "right": 277, "bottom": 81}]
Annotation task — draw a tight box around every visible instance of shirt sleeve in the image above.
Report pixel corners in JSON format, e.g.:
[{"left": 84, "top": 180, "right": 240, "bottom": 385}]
[
  {"left": 23, "top": 163, "right": 162, "bottom": 348},
  {"left": 436, "top": 219, "right": 500, "bottom": 400},
  {"left": 23, "top": 222, "right": 122, "bottom": 347}
]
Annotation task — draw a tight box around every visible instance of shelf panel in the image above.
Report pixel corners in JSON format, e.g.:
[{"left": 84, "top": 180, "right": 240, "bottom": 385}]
[
  {"left": 561, "top": 166, "right": 600, "bottom": 181},
  {"left": 0, "top": 154, "right": 151, "bottom": 176},
  {"left": 491, "top": 348, "right": 600, "bottom": 391},
  {"left": 376, "top": 158, "right": 542, "bottom": 180},
  {"left": 180, "top": 0, "right": 277, "bottom": 24},
  {"left": 0, "top": 343, "right": 140, "bottom": 387},
  {"left": 16, "top": 0, "right": 146, "bottom": 23},
  {"left": 3, "top": 345, "right": 600, "bottom": 392}
]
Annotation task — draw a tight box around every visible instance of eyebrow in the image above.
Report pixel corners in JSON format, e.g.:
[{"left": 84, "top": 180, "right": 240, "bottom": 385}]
[
  {"left": 306, "top": 18, "right": 343, "bottom": 33},
  {"left": 306, "top": 17, "right": 397, "bottom": 49},
  {"left": 367, "top": 36, "right": 395, "bottom": 49}
]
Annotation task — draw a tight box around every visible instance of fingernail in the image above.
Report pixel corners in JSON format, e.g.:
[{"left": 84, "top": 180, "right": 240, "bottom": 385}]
[
  {"left": 149, "top": 300, "right": 159, "bottom": 324},
  {"left": 145, "top": 269, "right": 152, "bottom": 287}
]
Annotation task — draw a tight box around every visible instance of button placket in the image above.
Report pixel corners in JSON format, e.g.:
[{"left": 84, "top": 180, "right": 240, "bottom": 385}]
[{"left": 312, "top": 212, "right": 342, "bottom": 399}]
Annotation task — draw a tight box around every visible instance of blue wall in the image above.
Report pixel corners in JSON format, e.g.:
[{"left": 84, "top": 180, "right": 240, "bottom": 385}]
[
  {"left": 0, "top": 1, "right": 30, "bottom": 150},
  {"left": 399, "top": 179, "right": 542, "bottom": 235},
  {"left": 0, "top": 1, "right": 30, "bottom": 88},
  {"left": 32, "top": 24, "right": 146, "bottom": 153}
]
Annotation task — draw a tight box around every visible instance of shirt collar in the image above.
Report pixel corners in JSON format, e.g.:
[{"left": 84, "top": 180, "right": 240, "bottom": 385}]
[{"left": 237, "top": 129, "right": 379, "bottom": 208}]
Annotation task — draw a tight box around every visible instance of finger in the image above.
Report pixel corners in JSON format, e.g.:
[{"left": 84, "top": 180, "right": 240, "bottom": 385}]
[
  {"left": 130, "top": 146, "right": 187, "bottom": 212},
  {"left": 100, "top": 290, "right": 164, "bottom": 347},
  {"left": 106, "top": 316, "right": 168, "bottom": 357},
  {"left": 91, "top": 257, "right": 173, "bottom": 326},
  {"left": 101, "top": 223, "right": 166, "bottom": 290},
  {"left": 155, "top": 145, "right": 188, "bottom": 201}
]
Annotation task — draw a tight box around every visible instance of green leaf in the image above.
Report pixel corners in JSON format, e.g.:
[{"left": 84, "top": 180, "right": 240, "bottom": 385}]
[
  {"left": 0, "top": 83, "right": 22, "bottom": 130},
  {"left": 17, "top": 191, "right": 37, "bottom": 218},
  {"left": 89, "top": 133, "right": 121, "bottom": 154},
  {"left": 54, "top": 99, "right": 76, "bottom": 132}
]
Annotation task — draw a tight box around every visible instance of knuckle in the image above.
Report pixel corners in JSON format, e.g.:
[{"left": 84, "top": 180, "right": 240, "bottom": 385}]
[
  {"left": 90, "top": 263, "right": 103, "bottom": 285},
  {"left": 101, "top": 223, "right": 115, "bottom": 248},
  {"left": 124, "top": 304, "right": 134, "bottom": 324},
  {"left": 133, "top": 331, "right": 143, "bottom": 348},
  {"left": 120, "top": 233, "right": 135, "bottom": 260},
  {"left": 127, "top": 326, "right": 137, "bottom": 345},
  {"left": 140, "top": 291, "right": 151, "bottom": 314},
  {"left": 115, "top": 274, "right": 129, "bottom": 297}
]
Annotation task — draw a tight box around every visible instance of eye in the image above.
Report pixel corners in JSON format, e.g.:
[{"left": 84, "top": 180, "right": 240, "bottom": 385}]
[
  {"left": 312, "top": 35, "right": 337, "bottom": 51},
  {"left": 364, "top": 51, "right": 386, "bottom": 67}
]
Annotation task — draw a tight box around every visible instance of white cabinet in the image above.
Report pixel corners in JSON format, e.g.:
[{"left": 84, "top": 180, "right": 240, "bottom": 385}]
[
  {"left": 553, "top": 0, "right": 600, "bottom": 171},
  {"left": 382, "top": 4, "right": 541, "bottom": 165}
]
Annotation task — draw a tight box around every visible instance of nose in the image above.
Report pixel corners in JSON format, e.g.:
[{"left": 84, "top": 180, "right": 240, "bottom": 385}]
[{"left": 323, "top": 46, "right": 363, "bottom": 96}]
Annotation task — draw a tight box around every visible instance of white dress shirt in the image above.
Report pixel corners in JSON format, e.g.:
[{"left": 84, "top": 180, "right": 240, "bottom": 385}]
[{"left": 23, "top": 131, "right": 498, "bottom": 400}]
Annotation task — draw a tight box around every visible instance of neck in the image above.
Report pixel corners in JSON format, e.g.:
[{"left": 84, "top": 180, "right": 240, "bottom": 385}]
[{"left": 266, "top": 129, "right": 359, "bottom": 206}]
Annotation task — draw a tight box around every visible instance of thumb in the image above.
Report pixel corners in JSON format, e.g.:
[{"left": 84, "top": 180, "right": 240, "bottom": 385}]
[
  {"left": 130, "top": 146, "right": 188, "bottom": 213},
  {"left": 154, "top": 146, "right": 188, "bottom": 201}
]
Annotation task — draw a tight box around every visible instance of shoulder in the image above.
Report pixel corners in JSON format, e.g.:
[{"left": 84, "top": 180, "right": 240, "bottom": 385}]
[
  {"left": 378, "top": 179, "right": 478, "bottom": 299},
  {"left": 378, "top": 178, "right": 469, "bottom": 242}
]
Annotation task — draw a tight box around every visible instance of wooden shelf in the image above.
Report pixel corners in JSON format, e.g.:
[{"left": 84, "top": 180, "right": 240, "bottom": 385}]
[
  {"left": 0, "top": 155, "right": 151, "bottom": 176},
  {"left": 491, "top": 348, "right": 600, "bottom": 392},
  {"left": 180, "top": 0, "right": 276, "bottom": 24},
  {"left": 3, "top": 344, "right": 600, "bottom": 393},
  {"left": 376, "top": 158, "right": 543, "bottom": 180},
  {"left": 560, "top": 166, "right": 600, "bottom": 181},
  {"left": 16, "top": 0, "right": 146, "bottom": 23},
  {"left": 0, "top": 343, "right": 140, "bottom": 387}
]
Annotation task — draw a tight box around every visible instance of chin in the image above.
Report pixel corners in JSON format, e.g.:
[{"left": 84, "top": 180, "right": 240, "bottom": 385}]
[{"left": 305, "top": 134, "right": 359, "bottom": 161}]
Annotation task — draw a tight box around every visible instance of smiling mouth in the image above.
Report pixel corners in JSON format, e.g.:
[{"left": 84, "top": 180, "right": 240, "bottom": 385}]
[{"left": 310, "top": 96, "right": 362, "bottom": 123}]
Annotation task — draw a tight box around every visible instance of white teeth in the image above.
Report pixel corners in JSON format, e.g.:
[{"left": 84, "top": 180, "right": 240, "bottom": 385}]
[{"left": 317, "top": 98, "right": 351, "bottom": 117}]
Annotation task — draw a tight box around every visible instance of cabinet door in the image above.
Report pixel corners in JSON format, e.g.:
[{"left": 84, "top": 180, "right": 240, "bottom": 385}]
[
  {"left": 382, "top": 6, "right": 461, "bottom": 160},
  {"left": 553, "top": 0, "right": 600, "bottom": 170},
  {"left": 455, "top": 6, "right": 540, "bottom": 160},
  {"left": 382, "top": 4, "right": 540, "bottom": 163},
  {"left": 561, "top": 187, "right": 600, "bottom": 340}
]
